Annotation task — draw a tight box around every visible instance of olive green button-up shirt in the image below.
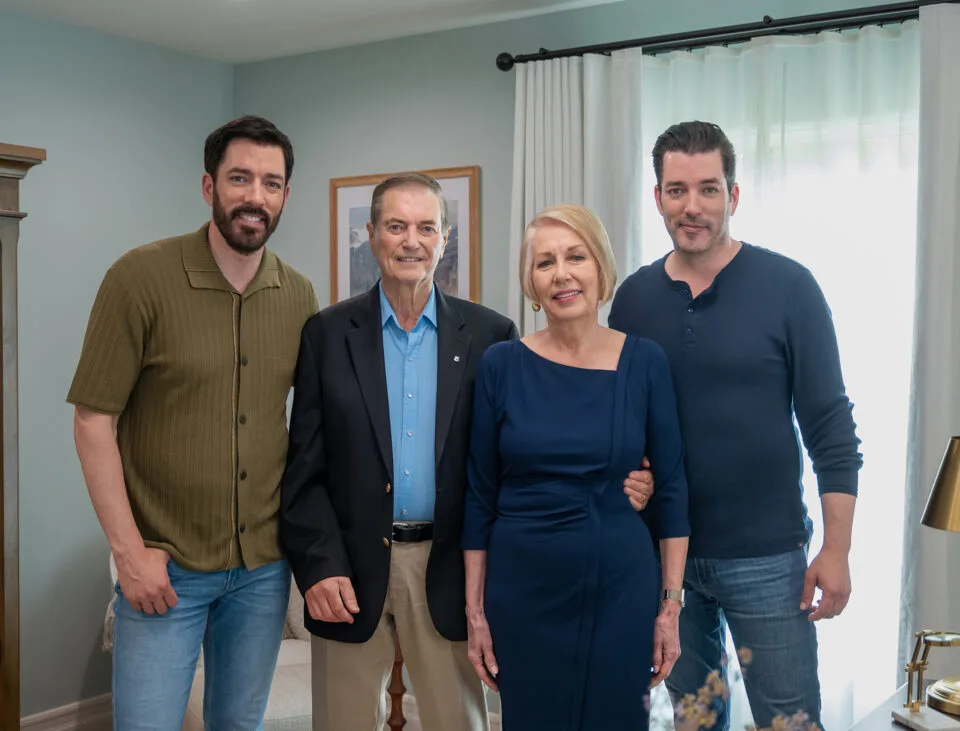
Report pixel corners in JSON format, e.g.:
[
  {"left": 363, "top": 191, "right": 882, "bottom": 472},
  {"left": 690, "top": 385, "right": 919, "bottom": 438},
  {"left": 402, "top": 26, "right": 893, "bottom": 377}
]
[{"left": 68, "top": 224, "right": 318, "bottom": 571}]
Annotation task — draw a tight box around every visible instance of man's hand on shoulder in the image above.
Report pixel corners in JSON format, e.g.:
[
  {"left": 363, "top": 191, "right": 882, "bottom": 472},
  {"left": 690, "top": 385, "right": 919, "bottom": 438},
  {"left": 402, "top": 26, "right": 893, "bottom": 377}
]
[{"left": 305, "top": 576, "right": 360, "bottom": 623}]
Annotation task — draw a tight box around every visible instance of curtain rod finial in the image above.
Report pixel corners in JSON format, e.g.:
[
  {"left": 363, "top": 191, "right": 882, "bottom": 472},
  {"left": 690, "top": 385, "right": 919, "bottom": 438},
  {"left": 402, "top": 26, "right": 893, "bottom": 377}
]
[{"left": 496, "top": 52, "right": 515, "bottom": 71}]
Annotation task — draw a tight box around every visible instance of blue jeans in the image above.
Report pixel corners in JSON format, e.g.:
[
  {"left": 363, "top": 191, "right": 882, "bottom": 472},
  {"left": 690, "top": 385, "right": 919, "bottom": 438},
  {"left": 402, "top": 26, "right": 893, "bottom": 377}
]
[
  {"left": 112, "top": 558, "right": 290, "bottom": 731},
  {"left": 665, "top": 549, "right": 821, "bottom": 731}
]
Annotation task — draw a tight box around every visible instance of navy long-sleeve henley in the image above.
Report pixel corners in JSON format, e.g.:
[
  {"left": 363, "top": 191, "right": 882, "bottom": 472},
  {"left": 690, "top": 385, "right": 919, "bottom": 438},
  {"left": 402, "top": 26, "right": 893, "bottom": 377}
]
[{"left": 609, "top": 243, "right": 862, "bottom": 558}]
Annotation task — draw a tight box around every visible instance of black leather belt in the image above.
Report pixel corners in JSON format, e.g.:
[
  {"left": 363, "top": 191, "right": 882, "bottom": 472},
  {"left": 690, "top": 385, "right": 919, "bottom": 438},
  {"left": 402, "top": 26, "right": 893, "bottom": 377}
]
[{"left": 392, "top": 522, "right": 433, "bottom": 543}]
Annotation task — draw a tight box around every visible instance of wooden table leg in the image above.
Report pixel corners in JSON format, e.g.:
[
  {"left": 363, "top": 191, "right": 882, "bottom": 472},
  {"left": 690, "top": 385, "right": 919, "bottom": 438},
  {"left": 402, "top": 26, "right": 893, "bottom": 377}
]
[{"left": 387, "top": 637, "right": 406, "bottom": 730}]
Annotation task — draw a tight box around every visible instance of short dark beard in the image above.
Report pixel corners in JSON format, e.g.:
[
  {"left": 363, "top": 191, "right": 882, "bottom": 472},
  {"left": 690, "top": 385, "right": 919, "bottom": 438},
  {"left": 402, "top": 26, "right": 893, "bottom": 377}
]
[{"left": 211, "top": 187, "right": 283, "bottom": 255}]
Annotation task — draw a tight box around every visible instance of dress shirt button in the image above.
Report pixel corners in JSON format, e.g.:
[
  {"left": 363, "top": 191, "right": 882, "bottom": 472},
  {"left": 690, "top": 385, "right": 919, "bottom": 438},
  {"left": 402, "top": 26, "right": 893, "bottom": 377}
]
[
  {"left": 687, "top": 306, "right": 695, "bottom": 313},
  {"left": 408, "top": 357, "right": 413, "bottom": 362},
  {"left": 240, "top": 355, "right": 249, "bottom": 366},
  {"left": 382, "top": 537, "right": 390, "bottom": 547},
  {"left": 239, "top": 414, "right": 247, "bottom": 425},
  {"left": 407, "top": 431, "right": 413, "bottom": 437},
  {"left": 386, "top": 482, "right": 392, "bottom": 493},
  {"left": 239, "top": 469, "right": 248, "bottom": 481},
  {"left": 404, "top": 469, "right": 410, "bottom": 476},
  {"left": 685, "top": 328, "right": 693, "bottom": 334},
  {"left": 407, "top": 393, "right": 413, "bottom": 399},
  {"left": 239, "top": 524, "right": 246, "bottom": 534}
]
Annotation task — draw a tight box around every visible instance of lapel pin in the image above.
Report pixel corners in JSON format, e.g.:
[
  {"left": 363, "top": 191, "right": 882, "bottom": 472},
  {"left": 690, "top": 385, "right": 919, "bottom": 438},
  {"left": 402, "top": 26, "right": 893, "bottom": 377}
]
[{"left": 453, "top": 355, "right": 461, "bottom": 363}]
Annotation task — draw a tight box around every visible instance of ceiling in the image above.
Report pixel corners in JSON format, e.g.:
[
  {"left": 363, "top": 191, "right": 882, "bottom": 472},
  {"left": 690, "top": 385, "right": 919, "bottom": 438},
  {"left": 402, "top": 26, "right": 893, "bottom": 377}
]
[{"left": 0, "top": 0, "right": 621, "bottom": 64}]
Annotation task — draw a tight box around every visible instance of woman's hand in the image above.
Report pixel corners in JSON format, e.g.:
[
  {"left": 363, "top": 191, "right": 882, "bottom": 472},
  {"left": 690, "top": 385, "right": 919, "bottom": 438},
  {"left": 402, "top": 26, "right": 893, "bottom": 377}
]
[
  {"left": 650, "top": 601, "right": 682, "bottom": 688},
  {"left": 466, "top": 608, "right": 499, "bottom": 691}
]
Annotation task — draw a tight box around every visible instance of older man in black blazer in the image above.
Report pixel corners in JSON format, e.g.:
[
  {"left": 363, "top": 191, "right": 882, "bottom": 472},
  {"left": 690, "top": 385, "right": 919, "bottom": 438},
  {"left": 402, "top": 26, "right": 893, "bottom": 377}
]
[{"left": 280, "top": 172, "right": 517, "bottom": 731}]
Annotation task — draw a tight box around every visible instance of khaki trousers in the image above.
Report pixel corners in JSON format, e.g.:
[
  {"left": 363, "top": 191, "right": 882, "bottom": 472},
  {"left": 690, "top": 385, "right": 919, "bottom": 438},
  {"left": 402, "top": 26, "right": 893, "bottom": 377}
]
[{"left": 311, "top": 541, "right": 488, "bottom": 731}]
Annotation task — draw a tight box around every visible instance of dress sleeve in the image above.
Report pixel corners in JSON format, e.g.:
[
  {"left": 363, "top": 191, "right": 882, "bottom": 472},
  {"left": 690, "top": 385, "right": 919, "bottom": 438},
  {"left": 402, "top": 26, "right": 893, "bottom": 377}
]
[
  {"left": 461, "top": 349, "right": 503, "bottom": 550},
  {"left": 642, "top": 341, "right": 691, "bottom": 540}
]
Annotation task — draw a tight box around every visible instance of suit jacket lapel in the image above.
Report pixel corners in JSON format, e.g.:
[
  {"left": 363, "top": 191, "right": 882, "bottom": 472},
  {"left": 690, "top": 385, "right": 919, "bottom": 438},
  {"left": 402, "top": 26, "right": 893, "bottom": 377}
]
[
  {"left": 346, "top": 287, "right": 394, "bottom": 480},
  {"left": 435, "top": 291, "right": 472, "bottom": 468}
]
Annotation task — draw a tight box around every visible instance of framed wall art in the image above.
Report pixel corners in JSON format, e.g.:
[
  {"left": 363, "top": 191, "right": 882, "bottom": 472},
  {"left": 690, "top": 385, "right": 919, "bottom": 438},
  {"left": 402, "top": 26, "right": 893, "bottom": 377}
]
[{"left": 329, "top": 165, "right": 480, "bottom": 303}]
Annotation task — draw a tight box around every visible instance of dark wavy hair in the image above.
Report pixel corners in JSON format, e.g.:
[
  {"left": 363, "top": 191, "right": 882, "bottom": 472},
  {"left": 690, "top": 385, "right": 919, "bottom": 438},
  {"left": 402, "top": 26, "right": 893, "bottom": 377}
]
[
  {"left": 652, "top": 121, "right": 736, "bottom": 193},
  {"left": 204, "top": 115, "right": 294, "bottom": 183}
]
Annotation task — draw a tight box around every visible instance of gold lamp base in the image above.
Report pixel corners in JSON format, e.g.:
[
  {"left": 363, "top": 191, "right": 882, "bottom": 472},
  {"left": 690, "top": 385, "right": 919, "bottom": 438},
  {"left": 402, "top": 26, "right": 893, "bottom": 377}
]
[
  {"left": 929, "top": 677, "right": 960, "bottom": 716},
  {"left": 896, "top": 631, "right": 960, "bottom": 731}
]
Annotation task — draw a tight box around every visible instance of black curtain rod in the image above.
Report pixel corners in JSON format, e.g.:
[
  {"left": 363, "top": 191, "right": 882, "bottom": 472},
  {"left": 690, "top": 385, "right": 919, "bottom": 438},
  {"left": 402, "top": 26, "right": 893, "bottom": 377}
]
[{"left": 496, "top": 0, "right": 947, "bottom": 71}]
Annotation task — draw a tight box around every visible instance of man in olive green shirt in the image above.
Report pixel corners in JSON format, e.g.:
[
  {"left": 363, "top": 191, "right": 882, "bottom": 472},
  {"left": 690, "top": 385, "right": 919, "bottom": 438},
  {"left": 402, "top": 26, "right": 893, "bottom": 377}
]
[{"left": 68, "top": 116, "right": 317, "bottom": 731}]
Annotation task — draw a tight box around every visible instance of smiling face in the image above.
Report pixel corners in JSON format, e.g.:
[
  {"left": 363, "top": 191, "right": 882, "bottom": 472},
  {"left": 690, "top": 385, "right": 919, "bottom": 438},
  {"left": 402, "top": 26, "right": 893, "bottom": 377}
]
[
  {"left": 655, "top": 149, "right": 739, "bottom": 256},
  {"left": 202, "top": 138, "right": 289, "bottom": 255},
  {"left": 528, "top": 221, "right": 602, "bottom": 323},
  {"left": 366, "top": 185, "right": 448, "bottom": 291}
]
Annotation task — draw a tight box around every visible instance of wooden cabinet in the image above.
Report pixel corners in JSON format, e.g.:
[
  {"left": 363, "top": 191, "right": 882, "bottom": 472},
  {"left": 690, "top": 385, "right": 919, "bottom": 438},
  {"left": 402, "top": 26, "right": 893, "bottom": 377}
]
[{"left": 0, "top": 142, "right": 45, "bottom": 728}]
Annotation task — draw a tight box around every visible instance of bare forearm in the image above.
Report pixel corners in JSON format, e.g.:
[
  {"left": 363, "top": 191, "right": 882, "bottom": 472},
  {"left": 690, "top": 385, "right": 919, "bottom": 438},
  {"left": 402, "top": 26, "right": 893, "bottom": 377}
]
[
  {"left": 659, "top": 536, "right": 688, "bottom": 596},
  {"left": 821, "top": 492, "right": 856, "bottom": 554},
  {"left": 464, "top": 549, "right": 487, "bottom": 617},
  {"left": 73, "top": 407, "right": 144, "bottom": 560}
]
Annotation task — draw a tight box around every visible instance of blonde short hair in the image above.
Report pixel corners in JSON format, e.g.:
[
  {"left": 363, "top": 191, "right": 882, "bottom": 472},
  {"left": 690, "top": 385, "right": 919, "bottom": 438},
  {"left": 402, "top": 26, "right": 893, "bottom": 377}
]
[{"left": 520, "top": 204, "right": 618, "bottom": 306}]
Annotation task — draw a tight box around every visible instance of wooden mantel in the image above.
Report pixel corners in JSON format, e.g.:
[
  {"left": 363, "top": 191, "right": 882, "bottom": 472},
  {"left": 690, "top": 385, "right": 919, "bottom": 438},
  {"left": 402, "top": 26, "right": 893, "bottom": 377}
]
[
  {"left": 0, "top": 142, "right": 46, "bottom": 184},
  {"left": 0, "top": 141, "right": 45, "bottom": 728}
]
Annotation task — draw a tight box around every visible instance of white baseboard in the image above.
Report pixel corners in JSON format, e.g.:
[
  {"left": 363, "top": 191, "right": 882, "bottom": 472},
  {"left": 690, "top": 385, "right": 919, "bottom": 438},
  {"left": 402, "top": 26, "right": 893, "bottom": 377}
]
[
  {"left": 20, "top": 692, "right": 499, "bottom": 731},
  {"left": 20, "top": 694, "right": 111, "bottom": 731}
]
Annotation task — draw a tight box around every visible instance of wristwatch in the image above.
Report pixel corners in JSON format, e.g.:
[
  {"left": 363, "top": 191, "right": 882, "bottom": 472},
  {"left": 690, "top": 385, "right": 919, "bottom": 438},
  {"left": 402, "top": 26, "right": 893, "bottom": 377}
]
[{"left": 661, "top": 588, "right": 685, "bottom": 607}]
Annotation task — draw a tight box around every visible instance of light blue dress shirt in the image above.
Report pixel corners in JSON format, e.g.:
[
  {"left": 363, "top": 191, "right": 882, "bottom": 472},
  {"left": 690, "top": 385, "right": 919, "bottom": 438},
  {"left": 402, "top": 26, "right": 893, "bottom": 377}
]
[{"left": 380, "top": 284, "right": 438, "bottom": 522}]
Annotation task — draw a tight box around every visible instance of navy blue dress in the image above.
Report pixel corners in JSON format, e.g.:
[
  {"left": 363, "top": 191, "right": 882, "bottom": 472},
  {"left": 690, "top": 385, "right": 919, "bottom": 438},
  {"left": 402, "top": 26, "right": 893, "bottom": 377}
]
[{"left": 462, "top": 336, "right": 689, "bottom": 731}]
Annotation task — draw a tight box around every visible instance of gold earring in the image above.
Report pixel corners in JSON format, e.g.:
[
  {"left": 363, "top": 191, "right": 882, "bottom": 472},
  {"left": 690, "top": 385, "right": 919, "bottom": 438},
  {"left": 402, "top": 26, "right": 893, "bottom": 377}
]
[{"left": 532, "top": 302, "right": 541, "bottom": 312}]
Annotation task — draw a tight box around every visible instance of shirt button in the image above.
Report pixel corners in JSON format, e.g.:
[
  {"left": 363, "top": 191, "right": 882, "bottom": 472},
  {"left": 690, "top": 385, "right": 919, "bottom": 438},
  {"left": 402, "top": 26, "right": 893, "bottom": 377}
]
[
  {"left": 240, "top": 355, "right": 249, "bottom": 366},
  {"left": 382, "top": 537, "right": 390, "bottom": 547},
  {"left": 686, "top": 328, "right": 693, "bottom": 334},
  {"left": 239, "top": 469, "right": 248, "bottom": 481},
  {"left": 407, "top": 393, "right": 413, "bottom": 399},
  {"left": 239, "top": 414, "right": 247, "bottom": 425},
  {"left": 407, "top": 431, "right": 413, "bottom": 437},
  {"left": 687, "top": 306, "right": 695, "bottom": 313},
  {"left": 239, "top": 524, "right": 247, "bottom": 534},
  {"left": 404, "top": 469, "right": 410, "bottom": 476},
  {"left": 386, "top": 482, "right": 392, "bottom": 493},
  {"left": 408, "top": 357, "right": 413, "bottom": 362}
]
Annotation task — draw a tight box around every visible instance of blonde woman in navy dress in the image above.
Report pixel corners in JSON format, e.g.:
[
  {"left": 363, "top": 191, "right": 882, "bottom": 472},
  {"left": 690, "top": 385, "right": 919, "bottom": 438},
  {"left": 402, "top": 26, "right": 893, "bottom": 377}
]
[{"left": 461, "top": 204, "right": 690, "bottom": 730}]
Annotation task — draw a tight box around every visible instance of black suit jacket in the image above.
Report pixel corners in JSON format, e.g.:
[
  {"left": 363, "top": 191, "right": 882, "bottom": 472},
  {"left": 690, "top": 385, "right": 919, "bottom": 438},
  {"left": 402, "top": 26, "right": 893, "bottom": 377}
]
[{"left": 280, "top": 284, "right": 518, "bottom": 642}]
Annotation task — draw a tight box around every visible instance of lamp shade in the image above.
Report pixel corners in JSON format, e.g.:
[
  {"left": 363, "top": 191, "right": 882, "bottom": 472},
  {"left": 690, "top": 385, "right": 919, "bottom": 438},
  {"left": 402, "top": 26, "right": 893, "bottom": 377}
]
[{"left": 921, "top": 436, "right": 960, "bottom": 532}]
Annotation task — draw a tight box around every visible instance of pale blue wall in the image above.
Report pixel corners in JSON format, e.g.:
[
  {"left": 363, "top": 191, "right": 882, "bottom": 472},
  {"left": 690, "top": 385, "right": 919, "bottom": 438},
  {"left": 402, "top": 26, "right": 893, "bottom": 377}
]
[
  {"left": 234, "top": 0, "right": 897, "bottom": 315},
  {"left": 0, "top": 10, "right": 233, "bottom": 715}
]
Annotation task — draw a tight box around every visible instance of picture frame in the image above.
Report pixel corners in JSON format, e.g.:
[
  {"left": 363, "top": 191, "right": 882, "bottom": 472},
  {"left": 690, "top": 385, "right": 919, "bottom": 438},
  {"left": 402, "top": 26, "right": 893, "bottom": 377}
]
[{"left": 328, "top": 166, "right": 480, "bottom": 303}]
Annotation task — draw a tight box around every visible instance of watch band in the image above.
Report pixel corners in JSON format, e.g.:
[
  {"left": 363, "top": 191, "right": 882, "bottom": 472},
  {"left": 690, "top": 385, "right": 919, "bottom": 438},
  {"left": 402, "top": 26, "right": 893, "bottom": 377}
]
[{"left": 661, "top": 588, "right": 685, "bottom": 607}]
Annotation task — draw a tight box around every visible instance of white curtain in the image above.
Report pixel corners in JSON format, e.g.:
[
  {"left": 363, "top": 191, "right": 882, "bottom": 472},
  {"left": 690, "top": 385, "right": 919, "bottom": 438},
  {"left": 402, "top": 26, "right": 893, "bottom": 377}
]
[
  {"left": 633, "top": 23, "right": 920, "bottom": 731},
  {"left": 507, "top": 51, "right": 644, "bottom": 334},
  {"left": 898, "top": 2, "right": 960, "bottom": 686}
]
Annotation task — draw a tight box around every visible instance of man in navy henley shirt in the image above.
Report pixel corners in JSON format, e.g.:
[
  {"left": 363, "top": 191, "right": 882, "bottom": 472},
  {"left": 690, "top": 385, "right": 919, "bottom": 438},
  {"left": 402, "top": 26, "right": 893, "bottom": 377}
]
[{"left": 610, "top": 121, "right": 862, "bottom": 731}]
